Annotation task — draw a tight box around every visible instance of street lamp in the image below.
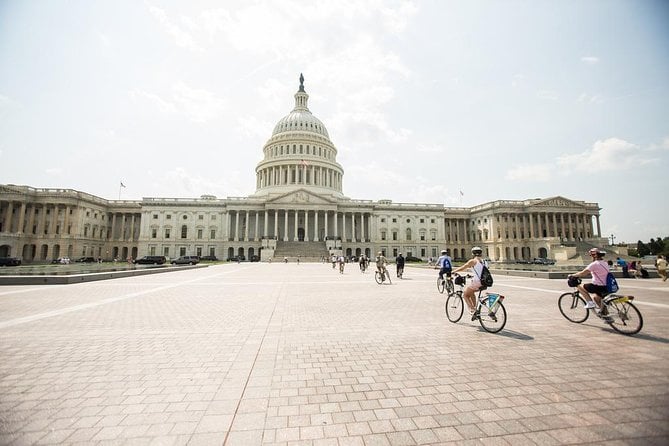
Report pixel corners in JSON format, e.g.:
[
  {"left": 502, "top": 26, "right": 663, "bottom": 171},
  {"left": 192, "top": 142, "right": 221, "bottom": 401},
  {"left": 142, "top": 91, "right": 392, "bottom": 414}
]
[{"left": 609, "top": 234, "right": 616, "bottom": 246}]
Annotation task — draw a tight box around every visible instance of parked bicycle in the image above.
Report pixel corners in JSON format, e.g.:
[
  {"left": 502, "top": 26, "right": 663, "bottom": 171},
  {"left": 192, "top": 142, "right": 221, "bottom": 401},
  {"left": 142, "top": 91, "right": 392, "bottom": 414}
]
[
  {"left": 375, "top": 267, "right": 392, "bottom": 284},
  {"left": 437, "top": 276, "right": 454, "bottom": 295},
  {"left": 558, "top": 277, "right": 643, "bottom": 335},
  {"left": 444, "top": 274, "right": 507, "bottom": 333}
]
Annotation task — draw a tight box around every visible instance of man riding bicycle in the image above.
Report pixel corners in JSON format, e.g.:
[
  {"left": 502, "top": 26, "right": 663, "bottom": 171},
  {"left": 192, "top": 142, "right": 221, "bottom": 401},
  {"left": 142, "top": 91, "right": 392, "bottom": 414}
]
[
  {"left": 568, "top": 248, "right": 610, "bottom": 313},
  {"left": 435, "top": 250, "right": 452, "bottom": 285},
  {"left": 375, "top": 251, "right": 389, "bottom": 280}
]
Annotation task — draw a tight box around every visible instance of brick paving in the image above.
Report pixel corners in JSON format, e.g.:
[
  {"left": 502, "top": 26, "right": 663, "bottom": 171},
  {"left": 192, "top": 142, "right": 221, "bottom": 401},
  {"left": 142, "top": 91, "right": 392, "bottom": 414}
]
[{"left": 0, "top": 262, "right": 668, "bottom": 445}]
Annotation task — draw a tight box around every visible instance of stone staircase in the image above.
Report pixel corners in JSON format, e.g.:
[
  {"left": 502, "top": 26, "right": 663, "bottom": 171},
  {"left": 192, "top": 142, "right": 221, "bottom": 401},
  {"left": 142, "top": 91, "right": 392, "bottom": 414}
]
[{"left": 272, "top": 241, "right": 329, "bottom": 262}]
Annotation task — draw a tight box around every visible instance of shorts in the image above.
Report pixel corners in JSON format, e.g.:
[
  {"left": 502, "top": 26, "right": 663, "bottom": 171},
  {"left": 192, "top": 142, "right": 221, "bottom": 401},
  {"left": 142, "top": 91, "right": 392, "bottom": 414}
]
[
  {"left": 439, "top": 267, "right": 452, "bottom": 278},
  {"left": 584, "top": 283, "right": 607, "bottom": 296}
]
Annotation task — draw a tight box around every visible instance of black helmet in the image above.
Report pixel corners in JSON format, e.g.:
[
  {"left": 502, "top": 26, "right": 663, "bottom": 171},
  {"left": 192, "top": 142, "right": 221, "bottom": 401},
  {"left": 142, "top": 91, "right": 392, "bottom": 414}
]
[
  {"left": 471, "top": 246, "right": 483, "bottom": 256},
  {"left": 567, "top": 276, "right": 581, "bottom": 287}
]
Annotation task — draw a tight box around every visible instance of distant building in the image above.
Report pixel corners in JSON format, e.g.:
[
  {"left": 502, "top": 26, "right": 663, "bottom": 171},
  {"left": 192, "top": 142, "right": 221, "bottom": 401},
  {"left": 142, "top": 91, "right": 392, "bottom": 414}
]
[{"left": 0, "top": 76, "right": 605, "bottom": 262}]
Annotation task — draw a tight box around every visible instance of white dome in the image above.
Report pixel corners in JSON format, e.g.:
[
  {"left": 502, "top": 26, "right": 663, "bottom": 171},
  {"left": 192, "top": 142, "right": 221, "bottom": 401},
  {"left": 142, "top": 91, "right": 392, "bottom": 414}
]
[{"left": 272, "top": 111, "right": 330, "bottom": 138}]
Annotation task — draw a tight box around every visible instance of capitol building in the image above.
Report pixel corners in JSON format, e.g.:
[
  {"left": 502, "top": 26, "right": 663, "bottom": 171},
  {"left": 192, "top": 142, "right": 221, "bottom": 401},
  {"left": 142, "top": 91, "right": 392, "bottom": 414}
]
[{"left": 0, "top": 75, "right": 605, "bottom": 263}]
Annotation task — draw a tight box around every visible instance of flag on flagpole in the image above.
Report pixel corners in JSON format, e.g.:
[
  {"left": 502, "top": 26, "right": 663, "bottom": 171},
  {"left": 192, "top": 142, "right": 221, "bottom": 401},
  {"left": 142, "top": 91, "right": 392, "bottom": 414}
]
[
  {"left": 300, "top": 159, "right": 309, "bottom": 166},
  {"left": 459, "top": 190, "right": 464, "bottom": 196},
  {"left": 120, "top": 181, "right": 126, "bottom": 188}
]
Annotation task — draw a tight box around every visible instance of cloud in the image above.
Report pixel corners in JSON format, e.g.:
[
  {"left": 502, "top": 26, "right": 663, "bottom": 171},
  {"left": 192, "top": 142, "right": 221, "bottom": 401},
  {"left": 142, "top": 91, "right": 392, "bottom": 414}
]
[
  {"left": 581, "top": 56, "right": 599, "bottom": 65},
  {"left": 171, "top": 82, "right": 226, "bottom": 123},
  {"left": 130, "top": 83, "right": 225, "bottom": 122},
  {"left": 577, "top": 93, "right": 602, "bottom": 104},
  {"left": 536, "top": 90, "right": 558, "bottom": 101},
  {"left": 504, "top": 164, "right": 555, "bottom": 182},
  {"left": 556, "top": 138, "right": 653, "bottom": 172},
  {"left": 506, "top": 137, "right": 661, "bottom": 182},
  {"left": 149, "top": 5, "right": 204, "bottom": 52}
]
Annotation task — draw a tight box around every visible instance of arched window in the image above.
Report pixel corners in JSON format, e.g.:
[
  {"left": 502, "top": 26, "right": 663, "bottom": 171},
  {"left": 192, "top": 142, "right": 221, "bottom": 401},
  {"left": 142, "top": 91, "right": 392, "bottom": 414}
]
[
  {"left": 406, "top": 228, "right": 412, "bottom": 241},
  {"left": 181, "top": 225, "right": 188, "bottom": 239}
]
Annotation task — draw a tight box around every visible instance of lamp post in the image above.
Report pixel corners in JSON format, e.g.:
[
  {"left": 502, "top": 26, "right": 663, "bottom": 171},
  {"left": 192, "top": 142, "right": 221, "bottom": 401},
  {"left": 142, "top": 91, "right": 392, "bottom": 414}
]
[{"left": 609, "top": 234, "right": 616, "bottom": 246}]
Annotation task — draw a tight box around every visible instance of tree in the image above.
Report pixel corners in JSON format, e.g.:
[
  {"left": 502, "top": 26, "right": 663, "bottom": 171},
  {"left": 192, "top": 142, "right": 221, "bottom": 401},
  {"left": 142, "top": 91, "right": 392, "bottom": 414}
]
[{"left": 637, "top": 240, "right": 650, "bottom": 257}]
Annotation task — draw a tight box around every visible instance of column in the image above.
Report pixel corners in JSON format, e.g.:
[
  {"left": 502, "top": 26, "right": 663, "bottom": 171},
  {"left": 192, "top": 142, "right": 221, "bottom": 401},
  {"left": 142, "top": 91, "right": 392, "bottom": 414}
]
[
  {"left": 596, "top": 215, "right": 601, "bottom": 237},
  {"left": 274, "top": 210, "right": 279, "bottom": 238},
  {"left": 552, "top": 213, "right": 558, "bottom": 238},
  {"left": 293, "top": 210, "right": 298, "bottom": 241},
  {"left": 313, "top": 210, "right": 319, "bottom": 241},
  {"left": 342, "top": 212, "right": 346, "bottom": 242},
  {"left": 324, "top": 211, "right": 329, "bottom": 238},
  {"left": 544, "top": 213, "right": 550, "bottom": 238},
  {"left": 255, "top": 212, "right": 259, "bottom": 241},
  {"left": 234, "top": 211, "right": 240, "bottom": 241},
  {"left": 130, "top": 214, "right": 136, "bottom": 240},
  {"left": 120, "top": 214, "right": 127, "bottom": 240},
  {"left": 264, "top": 210, "right": 269, "bottom": 238},
  {"left": 334, "top": 211, "right": 338, "bottom": 238},
  {"left": 304, "top": 210, "right": 309, "bottom": 241},
  {"left": 244, "top": 211, "right": 250, "bottom": 241},
  {"left": 283, "top": 211, "right": 288, "bottom": 241},
  {"left": 3, "top": 201, "right": 12, "bottom": 233}
]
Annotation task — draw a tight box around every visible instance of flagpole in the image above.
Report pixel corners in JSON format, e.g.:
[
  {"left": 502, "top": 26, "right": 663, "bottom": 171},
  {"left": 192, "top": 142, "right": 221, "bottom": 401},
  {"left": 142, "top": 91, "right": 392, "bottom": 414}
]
[{"left": 119, "top": 183, "right": 121, "bottom": 200}]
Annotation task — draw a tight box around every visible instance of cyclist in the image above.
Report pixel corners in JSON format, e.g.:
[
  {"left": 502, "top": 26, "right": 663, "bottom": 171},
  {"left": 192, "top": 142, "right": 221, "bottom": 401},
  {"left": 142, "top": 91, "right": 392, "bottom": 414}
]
[
  {"left": 375, "top": 251, "right": 390, "bottom": 282},
  {"left": 359, "top": 254, "right": 368, "bottom": 272},
  {"left": 435, "top": 250, "right": 452, "bottom": 285},
  {"left": 568, "top": 248, "right": 610, "bottom": 312},
  {"left": 395, "top": 253, "right": 405, "bottom": 278},
  {"left": 452, "top": 246, "right": 486, "bottom": 320}
]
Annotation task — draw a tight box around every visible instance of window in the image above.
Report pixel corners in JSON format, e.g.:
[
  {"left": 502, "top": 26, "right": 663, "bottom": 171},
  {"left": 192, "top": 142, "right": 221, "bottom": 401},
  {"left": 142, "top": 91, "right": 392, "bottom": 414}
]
[
  {"left": 211, "top": 214, "right": 216, "bottom": 220},
  {"left": 210, "top": 229, "right": 216, "bottom": 239},
  {"left": 180, "top": 247, "right": 186, "bottom": 256},
  {"left": 392, "top": 231, "right": 398, "bottom": 241},
  {"left": 197, "top": 229, "right": 203, "bottom": 239},
  {"left": 198, "top": 215, "right": 204, "bottom": 220},
  {"left": 381, "top": 218, "right": 386, "bottom": 223},
  {"left": 420, "top": 218, "right": 424, "bottom": 223},
  {"left": 150, "top": 246, "right": 156, "bottom": 255},
  {"left": 381, "top": 231, "right": 386, "bottom": 241},
  {"left": 406, "top": 219, "right": 411, "bottom": 223},
  {"left": 181, "top": 225, "right": 188, "bottom": 239},
  {"left": 182, "top": 215, "right": 188, "bottom": 220},
  {"left": 196, "top": 247, "right": 202, "bottom": 256},
  {"left": 151, "top": 229, "right": 157, "bottom": 238},
  {"left": 165, "top": 229, "right": 170, "bottom": 239},
  {"left": 392, "top": 218, "right": 397, "bottom": 223},
  {"left": 406, "top": 229, "right": 412, "bottom": 241},
  {"left": 163, "top": 247, "right": 169, "bottom": 256},
  {"left": 166, "top": 215, "right": 172, "bottom": 220}
]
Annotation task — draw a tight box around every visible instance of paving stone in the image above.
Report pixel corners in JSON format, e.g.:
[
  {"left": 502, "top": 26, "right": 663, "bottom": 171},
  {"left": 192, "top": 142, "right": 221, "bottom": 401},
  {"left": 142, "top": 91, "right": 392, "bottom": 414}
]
[{"left": 0, "top": 264, "right": 667, "bottom": 445}]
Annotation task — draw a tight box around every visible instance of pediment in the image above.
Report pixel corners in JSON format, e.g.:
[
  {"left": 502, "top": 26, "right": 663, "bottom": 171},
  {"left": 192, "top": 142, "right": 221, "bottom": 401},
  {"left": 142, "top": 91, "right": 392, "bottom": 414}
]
[
  {"left": 531, "top": 196, "right": 583, "bottom": 208},
  {"left": 266, "top": 188, "right": 338, "bottom": 205}
]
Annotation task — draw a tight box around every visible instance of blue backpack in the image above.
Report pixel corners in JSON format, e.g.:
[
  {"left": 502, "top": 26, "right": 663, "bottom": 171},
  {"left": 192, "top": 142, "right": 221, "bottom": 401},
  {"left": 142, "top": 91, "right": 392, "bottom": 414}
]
[{"left": 606, "top": 272, "right": 619, "bottom": 293}]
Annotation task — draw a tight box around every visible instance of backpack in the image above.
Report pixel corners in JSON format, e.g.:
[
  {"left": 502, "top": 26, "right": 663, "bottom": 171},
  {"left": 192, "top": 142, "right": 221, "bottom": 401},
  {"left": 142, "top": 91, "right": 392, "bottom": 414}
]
[
  {"left": 605, "top": 272, "right": 619, "bottom": 293},
  {"left": 477, "top": 263, "right": 494, "bottom": 287}
]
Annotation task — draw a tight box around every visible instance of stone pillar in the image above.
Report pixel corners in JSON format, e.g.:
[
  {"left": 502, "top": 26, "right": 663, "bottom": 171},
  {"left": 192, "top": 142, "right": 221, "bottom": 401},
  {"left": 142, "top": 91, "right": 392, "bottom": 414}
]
[
  {"left": 244, "top": 211, "right": 249, "bottom": 242},
  {"left": 342, "top": 212, "right": 346, "bottom": 242},
  {"left": 293, "top": 210, "right": 298, "bottom": 241},
  {"left": 130, "top": 214, "right": 136, "bottom": 241},
  {"left": 255, "top": 211, "right": 259, "bottom": 241},
  {"left": 324, "top": 211, "right": 329, "bottom": 238},
  {"left": 334, "top": 211, "right": 338, "bottom": 238},
  {"left": 304, "top": 210, "right": 309, "bottom": 242},
  {"left": 313, "top": 210, "right": 319, "bottom": 241},
  {"left": 234, "top": 211, "right": 240, "bottom": 241},
  {"left": 3, "top": 201, "right": 12, "bottom": 233},
  {"left": 596, "top": 215, "right": 601, "bottom": 237},
  {"left": 264, "top": 210, "right": 269, "bottom": 237},
  {"left": 283, "top": 210, "right": 289, "bottom": 241},
  {"left": 274, "top": 210, "right": 278, "bottom": 238}
]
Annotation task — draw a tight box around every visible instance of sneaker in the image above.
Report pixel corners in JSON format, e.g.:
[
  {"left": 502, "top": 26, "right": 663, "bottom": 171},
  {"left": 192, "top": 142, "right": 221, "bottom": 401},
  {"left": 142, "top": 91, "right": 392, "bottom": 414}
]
[
  {"left": 487, "top": 312, "right": 498, "bottom": 322},
  {"left": 584, "top": 301, "right": 596, "bottom": 309}
]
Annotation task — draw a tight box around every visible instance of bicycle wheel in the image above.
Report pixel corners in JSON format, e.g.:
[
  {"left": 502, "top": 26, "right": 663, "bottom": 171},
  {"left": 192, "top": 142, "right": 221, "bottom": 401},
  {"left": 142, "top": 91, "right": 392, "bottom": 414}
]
[
  {"left": 375, "top": 271, "right": 383, "bottom": 284},
  {"left": 445, "top": 291, "right": 464, "bottom": 323},
  {"left": 446, "top": 279, "right": 454, "bottom": 297},
  {"left": 479, "top": 301, "right": 507, "bottom": 333},
  {"left": 437, "top": 277, "right": 445, "bottom": 294},
  {"left": 606, "top": 301, "right": 643, "bottom": 335},
  {"left": 558, "top": 292, "right": 589, "bottom": 323}
]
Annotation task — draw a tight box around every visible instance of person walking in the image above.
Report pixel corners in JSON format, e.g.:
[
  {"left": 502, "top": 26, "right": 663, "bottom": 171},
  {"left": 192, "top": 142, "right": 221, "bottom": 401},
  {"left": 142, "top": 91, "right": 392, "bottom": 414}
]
[
  {"left": 395, "top": 253, "right": 405, "bottom": 278},
  {"left": 616, "top": 257, "right": 629, "bottom": 278},
  {"left": 656, "top": 255, "right": 667, "bottom": 282}
]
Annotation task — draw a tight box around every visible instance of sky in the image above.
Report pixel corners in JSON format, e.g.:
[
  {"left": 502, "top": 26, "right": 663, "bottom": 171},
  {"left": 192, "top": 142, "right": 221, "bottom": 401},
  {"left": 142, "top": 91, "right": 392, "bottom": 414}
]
[{"left": 1, "top": 0, "right": 668, "bottom": 245}]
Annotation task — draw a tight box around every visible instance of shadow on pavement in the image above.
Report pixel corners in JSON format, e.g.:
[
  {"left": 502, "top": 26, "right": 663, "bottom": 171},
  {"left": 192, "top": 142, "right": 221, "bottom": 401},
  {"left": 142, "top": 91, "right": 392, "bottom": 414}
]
[{"left": 475, "top": 327, "right": 534, "bottom": 341}]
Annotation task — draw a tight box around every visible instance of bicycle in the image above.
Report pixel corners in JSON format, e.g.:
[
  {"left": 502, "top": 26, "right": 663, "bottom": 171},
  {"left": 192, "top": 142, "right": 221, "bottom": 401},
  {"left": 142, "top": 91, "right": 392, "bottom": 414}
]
[
  {"left": 437, "top": 275, "right": 454, "bottom": 296},
  {"left": 558, "top": 277, "right": 643, "bottom": 335},
  {"left": 374, "top": 267, "right": 392, "bottom": 284},
  {"left": 444, "top": 274, "right": 507, "bottom": 333}
]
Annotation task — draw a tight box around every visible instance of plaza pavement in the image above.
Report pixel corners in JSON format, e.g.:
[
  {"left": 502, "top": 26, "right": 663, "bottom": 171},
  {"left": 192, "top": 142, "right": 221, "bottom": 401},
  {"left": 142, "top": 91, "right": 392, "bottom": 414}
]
[{"left": 0, "top": 262, "right": 668, "bottom": 446}]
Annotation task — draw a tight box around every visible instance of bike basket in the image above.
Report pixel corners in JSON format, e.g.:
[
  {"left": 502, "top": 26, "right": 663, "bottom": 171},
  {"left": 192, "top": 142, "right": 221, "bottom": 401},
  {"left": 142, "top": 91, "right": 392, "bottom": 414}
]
[
  {"left": 567, "top": 276, "right": 581, "bottom": 287},
  {"left": 454, "top": 276, "right": 466, "bottom": 286}
]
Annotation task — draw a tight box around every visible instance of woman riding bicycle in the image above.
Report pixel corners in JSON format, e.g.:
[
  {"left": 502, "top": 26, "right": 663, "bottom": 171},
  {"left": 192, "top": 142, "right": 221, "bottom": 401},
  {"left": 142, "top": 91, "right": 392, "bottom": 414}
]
[
  {"left": 568, "top": 248, "right": 609, "bottom": 312},
  {"left": 452, "top": 246, "right": 486, "bottom": 320}
]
